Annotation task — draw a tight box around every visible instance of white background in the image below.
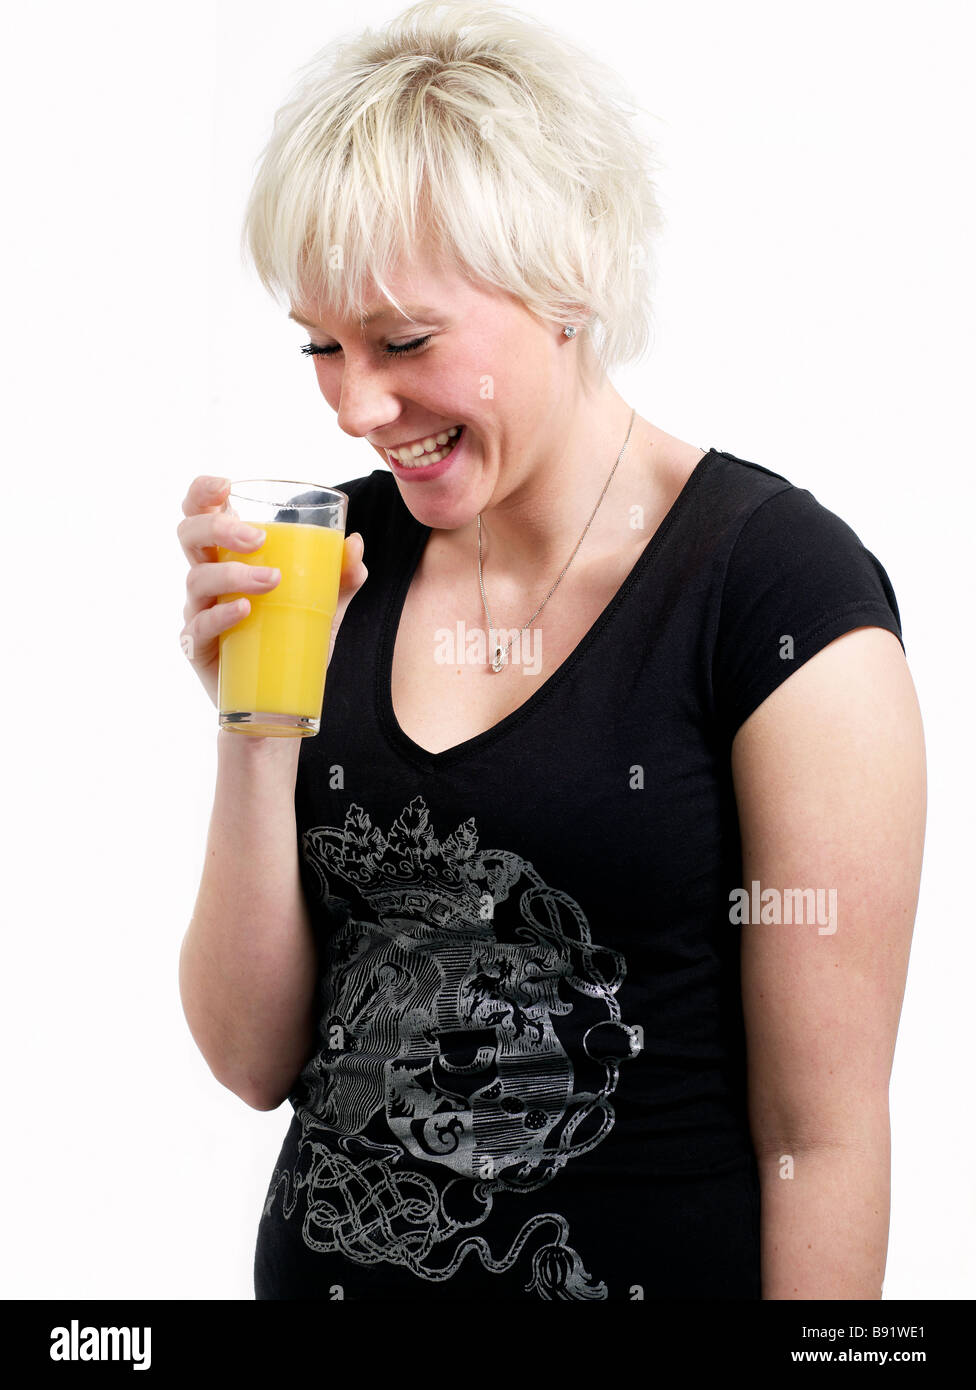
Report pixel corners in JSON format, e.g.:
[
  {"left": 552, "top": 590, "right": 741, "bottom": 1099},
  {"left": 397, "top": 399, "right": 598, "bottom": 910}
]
[{"left": 2, "top": 0, "right": 972, "bottom": 1299}]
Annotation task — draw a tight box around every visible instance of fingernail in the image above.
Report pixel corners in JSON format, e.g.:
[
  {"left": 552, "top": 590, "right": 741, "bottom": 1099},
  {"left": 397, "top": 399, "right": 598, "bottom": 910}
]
[{"left": 204, "top": 476, "right": 229, "bottom": 490}]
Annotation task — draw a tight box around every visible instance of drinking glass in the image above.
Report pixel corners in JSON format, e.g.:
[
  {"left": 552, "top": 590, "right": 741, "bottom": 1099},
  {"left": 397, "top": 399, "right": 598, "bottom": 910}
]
[{"left": 215, "top": 480, "right": 348, "bottom": 737}]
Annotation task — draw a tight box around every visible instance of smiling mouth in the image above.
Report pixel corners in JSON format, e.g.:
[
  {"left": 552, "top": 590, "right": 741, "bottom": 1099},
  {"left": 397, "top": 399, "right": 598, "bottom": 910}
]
[{"left": 386, "top": 426, "right": 463, "bottom": 468}]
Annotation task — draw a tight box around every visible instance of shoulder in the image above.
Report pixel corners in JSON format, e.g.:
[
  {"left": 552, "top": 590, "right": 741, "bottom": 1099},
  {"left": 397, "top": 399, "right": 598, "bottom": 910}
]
[
  {"left": 701, "top": 449, "right": 905, "bottom": 744},
  {"left": 717, "top": 453, "right": 906, "bottom": 622},
  {"left": 703, "top": 450, "right": 900, "bottom": 613},
  {"left": 697, "top": 447, "right": 798, "bottom": 528}
]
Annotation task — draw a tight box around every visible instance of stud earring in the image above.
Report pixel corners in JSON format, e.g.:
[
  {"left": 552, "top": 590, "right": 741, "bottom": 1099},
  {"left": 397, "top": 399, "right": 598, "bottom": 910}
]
[{"left": 563, "top": 325, "right": 577, "bottom": 338}]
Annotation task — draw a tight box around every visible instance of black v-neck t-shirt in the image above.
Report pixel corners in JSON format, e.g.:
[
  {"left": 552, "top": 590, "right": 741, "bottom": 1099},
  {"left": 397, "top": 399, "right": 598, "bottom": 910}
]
[{"left": 253, "top": 448, "right": 904, "bottom": 1301}]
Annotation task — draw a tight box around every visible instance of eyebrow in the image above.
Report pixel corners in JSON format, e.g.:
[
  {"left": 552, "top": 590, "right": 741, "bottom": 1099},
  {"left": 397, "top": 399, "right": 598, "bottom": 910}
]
[{"left": 287, "top": 304, "right": 440, "bottom": 330}]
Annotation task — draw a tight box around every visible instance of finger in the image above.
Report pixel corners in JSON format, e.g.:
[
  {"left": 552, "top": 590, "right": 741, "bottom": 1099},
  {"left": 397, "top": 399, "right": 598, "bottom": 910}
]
[
  {"left": 177, "top": 507, "right": 266, "bottom": 567},
  {"left": 180, "top": 475, "right": 231, "bottom": 519},
  {"left": 176, "top": 476, "right": 239, "bottom": 566},
  {"left": 184, "top": 558, "right": 280, "bottom": 621},
  {"left": 339, "top": 531, "right": 368, "bottom": 587},
  {"left": 181, "top": 594, "right": 253, "bottom": 659}
]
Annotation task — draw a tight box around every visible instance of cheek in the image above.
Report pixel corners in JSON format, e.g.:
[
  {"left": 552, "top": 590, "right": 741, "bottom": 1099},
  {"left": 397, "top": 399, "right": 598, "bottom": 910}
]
[
  {"left": 313, "top": 360, "right": 340, "bottom": 407},
  {"left": 482, "top": 358, "right": 548, "bottom": 422},
  {"left": 447, "top": 346, "right": 522, "bottom": 415}
]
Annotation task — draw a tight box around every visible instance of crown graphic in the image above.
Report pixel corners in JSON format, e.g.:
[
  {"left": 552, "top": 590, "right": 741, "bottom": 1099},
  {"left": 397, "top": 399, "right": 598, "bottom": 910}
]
[{"left": 301, "top": 795, "right": 523, "bottom": 930}]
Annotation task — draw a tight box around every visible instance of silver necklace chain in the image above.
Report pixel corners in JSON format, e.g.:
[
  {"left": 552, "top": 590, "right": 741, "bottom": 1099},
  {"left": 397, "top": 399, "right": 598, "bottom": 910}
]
[{"left": 477, "top": 405, "right": 636, "bottom": 672}]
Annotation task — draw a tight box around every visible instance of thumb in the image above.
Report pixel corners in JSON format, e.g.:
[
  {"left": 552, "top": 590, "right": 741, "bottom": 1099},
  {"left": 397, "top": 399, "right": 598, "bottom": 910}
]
[{"left": 343, "top": 531, "right": 368, "bottom": 584}]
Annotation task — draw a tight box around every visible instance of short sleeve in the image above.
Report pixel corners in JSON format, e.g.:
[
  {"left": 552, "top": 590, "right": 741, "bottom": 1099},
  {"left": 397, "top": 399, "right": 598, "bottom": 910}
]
[{"left": 712, "top": 485, "right": 904, "bottom": 743}]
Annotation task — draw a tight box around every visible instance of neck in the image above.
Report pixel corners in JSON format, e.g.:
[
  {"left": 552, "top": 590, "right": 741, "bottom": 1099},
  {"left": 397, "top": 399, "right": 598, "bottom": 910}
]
[{"left": 475, "top": 379, "right": 645, "bottom": 580}]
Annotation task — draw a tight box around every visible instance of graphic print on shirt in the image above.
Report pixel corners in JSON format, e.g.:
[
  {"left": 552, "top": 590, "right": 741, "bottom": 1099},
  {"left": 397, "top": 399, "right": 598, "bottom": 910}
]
[{"left": 263, "top": 795, "right": 639, "bottom": 1300}]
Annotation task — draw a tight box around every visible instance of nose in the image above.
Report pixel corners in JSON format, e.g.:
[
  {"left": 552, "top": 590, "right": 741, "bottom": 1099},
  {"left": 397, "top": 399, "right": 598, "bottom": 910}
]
[{"left": 329, "top": 359, "right": 402, "bottom": 442}]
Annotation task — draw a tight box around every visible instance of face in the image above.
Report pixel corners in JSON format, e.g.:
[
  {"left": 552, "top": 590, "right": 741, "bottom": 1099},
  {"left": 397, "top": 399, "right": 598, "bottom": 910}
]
[{"left": 291, "top": 242, "right": 578, "bottom": 530}]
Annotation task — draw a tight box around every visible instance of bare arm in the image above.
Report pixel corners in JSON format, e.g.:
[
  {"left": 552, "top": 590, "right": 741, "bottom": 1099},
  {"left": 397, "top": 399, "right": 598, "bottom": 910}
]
[
  {"left": 731, "top": 626, "right": 926, "bottom": 1298},
  {"left": 175, "top": 474, "right": 368, "bottom": 1112},
  {"left": 179, "top": 730, "right": 318, "bottom": 1111}
]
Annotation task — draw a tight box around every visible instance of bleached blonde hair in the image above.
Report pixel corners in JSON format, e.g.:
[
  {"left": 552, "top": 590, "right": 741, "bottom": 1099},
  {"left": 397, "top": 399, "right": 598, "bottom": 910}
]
[{"left": 241, "top": 0, "right": 666, "bottom": 377}]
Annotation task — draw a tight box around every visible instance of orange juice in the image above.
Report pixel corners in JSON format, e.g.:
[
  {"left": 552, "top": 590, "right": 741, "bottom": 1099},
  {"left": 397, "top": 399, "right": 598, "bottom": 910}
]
[{"left": 216, "top": 520, "right": 345, "bottom": 734}]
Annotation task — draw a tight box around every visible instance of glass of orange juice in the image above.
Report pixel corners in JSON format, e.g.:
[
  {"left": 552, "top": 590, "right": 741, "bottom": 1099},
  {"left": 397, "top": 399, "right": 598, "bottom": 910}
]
[{"left": 215, "top": 480, "right": 348, "bottom": 738}]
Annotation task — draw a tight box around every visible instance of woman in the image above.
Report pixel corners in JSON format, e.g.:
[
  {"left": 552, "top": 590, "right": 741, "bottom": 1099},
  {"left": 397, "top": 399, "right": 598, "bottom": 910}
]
[{"left": 177, "top": 1, "right": 925, "bottom": 1301}]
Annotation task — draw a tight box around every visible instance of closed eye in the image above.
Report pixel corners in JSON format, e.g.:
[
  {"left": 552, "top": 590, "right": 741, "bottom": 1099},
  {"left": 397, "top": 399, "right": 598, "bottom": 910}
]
[{"left": 300, "top": 335, "right": 432, "bottom": 358}]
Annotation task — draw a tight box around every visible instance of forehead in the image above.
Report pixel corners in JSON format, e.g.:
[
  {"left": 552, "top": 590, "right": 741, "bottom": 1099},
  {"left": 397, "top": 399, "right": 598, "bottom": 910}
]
[
  {"left": 287, "top": 301, "right": 441, "bottom": 330},
  {"left": 290, "top": 242, "right": 482, "bottom": 330}
]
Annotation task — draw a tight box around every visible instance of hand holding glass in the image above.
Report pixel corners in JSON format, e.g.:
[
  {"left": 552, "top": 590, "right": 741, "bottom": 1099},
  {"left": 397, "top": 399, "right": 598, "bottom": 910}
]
[{"left": 215, "top": 480, "right": 348, "bottom": 737}]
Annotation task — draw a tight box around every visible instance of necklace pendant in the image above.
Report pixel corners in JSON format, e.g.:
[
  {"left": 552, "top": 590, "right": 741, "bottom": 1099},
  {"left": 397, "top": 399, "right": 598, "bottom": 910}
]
[{"left": 491, "top": 648, "right": 504, "bottom": 673}]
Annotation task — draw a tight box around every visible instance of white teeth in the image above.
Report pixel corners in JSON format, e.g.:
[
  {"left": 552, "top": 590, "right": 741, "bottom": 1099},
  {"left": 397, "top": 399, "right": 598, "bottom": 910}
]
[
  {"left": 389, "top": 426, "right": 463, "bottom": 464},
  {"left": 397, "top": 445, "right": 448, "bottom": 467}
]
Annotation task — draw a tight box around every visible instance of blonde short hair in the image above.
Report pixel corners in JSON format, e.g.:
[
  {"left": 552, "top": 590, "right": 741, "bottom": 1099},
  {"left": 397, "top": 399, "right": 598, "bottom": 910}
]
[{"left": 241, "top": 0, "right": 665, "bottom": 376}]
